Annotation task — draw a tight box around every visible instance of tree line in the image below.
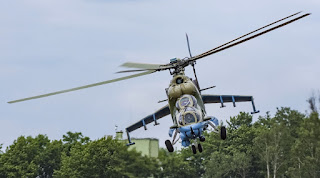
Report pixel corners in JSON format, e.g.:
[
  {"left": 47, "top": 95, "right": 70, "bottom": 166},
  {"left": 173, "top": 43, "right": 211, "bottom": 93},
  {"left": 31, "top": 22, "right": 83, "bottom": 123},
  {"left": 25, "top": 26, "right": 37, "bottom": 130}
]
[{"left": 0, "top": 95, "right": 320, "bottom": 177}]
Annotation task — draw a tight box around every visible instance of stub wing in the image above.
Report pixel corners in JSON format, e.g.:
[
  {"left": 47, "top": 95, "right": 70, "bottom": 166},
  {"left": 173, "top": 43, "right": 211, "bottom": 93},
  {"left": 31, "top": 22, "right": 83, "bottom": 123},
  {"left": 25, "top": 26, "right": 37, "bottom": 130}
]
[
  {"left": 201, "top": 94, "right": 259, "bottom": 114},
  {"left": 126, "top": 105, "right": 170, "bottom": 132},
  {"left": 125, "top": 105, "right": 170, "bottom": 145}
]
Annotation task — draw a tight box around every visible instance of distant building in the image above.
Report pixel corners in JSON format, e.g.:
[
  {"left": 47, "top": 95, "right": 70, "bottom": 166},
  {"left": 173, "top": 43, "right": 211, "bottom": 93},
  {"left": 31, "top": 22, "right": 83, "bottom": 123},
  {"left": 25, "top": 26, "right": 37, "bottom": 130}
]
[{"left": 115, "top": 131, "right": 159, "bottom": 158}]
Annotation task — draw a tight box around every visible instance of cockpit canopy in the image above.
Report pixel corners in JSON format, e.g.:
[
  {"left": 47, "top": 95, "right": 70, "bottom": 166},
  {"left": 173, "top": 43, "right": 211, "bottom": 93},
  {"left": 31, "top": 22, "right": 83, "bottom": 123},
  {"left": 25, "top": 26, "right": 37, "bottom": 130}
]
[
  {"left": 175, "top": 94, "right": 197, "bottom": 110},
  {"left": 176, "top": 95, "right": 201, "bottom": 126}
]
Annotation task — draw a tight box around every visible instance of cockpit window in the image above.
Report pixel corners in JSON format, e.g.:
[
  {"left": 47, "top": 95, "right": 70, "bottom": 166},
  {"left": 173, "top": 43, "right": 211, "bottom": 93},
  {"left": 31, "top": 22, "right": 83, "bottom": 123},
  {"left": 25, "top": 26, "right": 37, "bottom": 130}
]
[
  {"left": 180, "top": 97, "right": 190, "bottom": 107},
  {"left": 177, "top": 110, "right": 201, "bottom": 126},
  {"left": 184, "top": 113, "right": 196, "bottom": 124},
  {"left": 176, "top": 95, "right": 198, "bottom": 110}
]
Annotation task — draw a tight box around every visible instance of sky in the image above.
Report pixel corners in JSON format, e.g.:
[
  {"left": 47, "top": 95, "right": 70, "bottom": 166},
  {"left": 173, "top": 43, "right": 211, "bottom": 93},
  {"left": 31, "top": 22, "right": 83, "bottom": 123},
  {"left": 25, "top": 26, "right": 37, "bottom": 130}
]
[{"left": 1, "top": 0, "right": 319, "bottom": 151}]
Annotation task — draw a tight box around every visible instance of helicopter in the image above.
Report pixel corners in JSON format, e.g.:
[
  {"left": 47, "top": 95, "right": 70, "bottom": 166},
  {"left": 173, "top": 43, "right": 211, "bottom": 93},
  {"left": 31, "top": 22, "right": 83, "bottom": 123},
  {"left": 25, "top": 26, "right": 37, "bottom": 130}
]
[{"left": 8, "top": 11, "right": 310, "bottom": 154}]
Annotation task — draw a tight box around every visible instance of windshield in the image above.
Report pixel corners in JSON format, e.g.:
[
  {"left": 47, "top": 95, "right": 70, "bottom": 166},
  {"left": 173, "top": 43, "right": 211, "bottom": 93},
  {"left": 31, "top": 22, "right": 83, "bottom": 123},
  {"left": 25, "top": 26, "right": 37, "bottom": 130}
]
[
  {"left": 180, "top": 97, "right": 190, "bottom": 107},
  {"left": 184, "top": 113, "right": 196, "bottom": 124},
  {"left": 175, "top": 94, "right": 197, "bottom": 110}
]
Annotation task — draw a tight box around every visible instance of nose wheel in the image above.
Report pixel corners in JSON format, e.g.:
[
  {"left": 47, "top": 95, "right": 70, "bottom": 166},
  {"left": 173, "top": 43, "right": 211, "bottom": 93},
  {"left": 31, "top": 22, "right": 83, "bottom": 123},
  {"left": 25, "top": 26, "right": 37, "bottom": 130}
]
[{"left": 199, "top": 136, "right": 205, "bottom": 142}]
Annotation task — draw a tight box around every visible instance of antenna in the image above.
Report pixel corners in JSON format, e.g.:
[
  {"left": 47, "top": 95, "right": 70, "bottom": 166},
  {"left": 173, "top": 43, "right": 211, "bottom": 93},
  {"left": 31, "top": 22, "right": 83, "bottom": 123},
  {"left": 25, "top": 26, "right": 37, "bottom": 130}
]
[{"left": 186, "top": 33, "right": 200, "bottom": 90}]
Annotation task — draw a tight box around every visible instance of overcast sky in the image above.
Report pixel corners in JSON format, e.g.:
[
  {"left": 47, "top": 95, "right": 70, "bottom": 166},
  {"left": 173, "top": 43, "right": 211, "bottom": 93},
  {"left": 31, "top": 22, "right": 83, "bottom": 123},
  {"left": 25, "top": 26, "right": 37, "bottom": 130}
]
[{"left": 1, "top": 0, "right": 319, "bottom": 151}]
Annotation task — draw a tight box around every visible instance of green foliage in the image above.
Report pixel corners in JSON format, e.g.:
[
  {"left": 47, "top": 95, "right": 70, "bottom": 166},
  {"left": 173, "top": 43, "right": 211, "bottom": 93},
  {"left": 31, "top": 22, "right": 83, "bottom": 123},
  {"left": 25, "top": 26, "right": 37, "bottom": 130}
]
[
  {"left": 0, "top": 133, "right": 158, "bottom": 178},
  {"left": 288, "top": 112, "right": 320, "bottom": 178},
  {"left": 62, "top": 131, "right": 90, "bottom": 145},
  {"left": 1, "top": 104, "right": 320, "bottom": 177},
  {"left": 158, "top": 148, "right": 196, "bottom": 177},
  {"left": 203, "top": 112, "right": 256, "bottom": 178},
  {"left": 55, "top": 137, "right": 159, "bottom": 178},
  {"left": 0, "top": 134, "right": 62, "bottom": 178},
  {"left": 62, "top": 131, "right": 90, "bottom": 156}
]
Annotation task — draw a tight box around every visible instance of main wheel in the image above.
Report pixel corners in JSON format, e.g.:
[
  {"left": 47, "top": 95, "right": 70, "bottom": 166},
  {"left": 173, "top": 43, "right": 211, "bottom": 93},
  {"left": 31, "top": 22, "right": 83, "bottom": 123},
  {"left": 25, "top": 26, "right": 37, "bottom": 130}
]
[
  {"left": 191, "top": 145, "right": 197, "bottom": 154},
  {"left": 198, "top": 143, "right": 203, "bottom": 153},
  {"left": 200, "top": 136, "right": 205, "bottom": 142},
  {"left": 165, "top": 140, "right": 174, "bottom": 152},
  {"left": 220, "top": 126, "right": 227, "bottom": 140}
]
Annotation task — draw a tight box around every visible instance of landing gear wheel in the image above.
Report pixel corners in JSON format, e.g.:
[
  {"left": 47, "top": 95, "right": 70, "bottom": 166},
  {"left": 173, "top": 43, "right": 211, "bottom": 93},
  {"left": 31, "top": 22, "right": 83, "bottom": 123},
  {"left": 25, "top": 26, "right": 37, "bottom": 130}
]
[
  {"left": 198, "top": 143, "right": 203, "bottom": 153},
  {"left": 191, "top": 145, "right": 197, "bottom": 154},
  {"left": 220, "top": 126, "right": 227, "bottom": 140},
  {"left": 200, "top": 136, "right": 205, "bottom": 142},
  {"left": 165, "top": 140, "right": 174, "bottom": 152}
]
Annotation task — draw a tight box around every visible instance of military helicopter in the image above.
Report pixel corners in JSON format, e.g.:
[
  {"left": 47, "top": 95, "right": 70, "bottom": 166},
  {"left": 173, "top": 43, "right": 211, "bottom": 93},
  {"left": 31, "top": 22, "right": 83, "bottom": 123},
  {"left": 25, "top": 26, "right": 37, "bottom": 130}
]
[{"left": 8, "top": 12, "right": 310, "bottom": 154}]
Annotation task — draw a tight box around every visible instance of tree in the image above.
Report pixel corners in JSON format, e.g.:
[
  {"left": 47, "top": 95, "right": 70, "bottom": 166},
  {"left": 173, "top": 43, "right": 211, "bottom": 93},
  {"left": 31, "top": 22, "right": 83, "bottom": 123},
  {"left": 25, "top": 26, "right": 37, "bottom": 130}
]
[
  {"left": 274, "top": 107, "right": 305, "bottom": 138},
  {"left": 307, "top": 92, "right": 319, "bottom": 113},
  {"left": 0, "top": 134, "right": 62, "bottom": 178},
  {"left": 0, "top": 144, "right": 3, "bottom": 178},
  {"left": 289, "top": 112, "right": 320, "bottom": 178},
  {"left": 38, "top": 140, "right": 63, "bottom": 177},
  {"left": 55, "top": 136, "right": 159, "bottom": 178},
  {"left": 158, "top": 148, "right": 196, "bottom": 178},
  {"left": 204, "top": 112, "right": 256, "bottom": 177},
  {"left": 254, "top": 109, "right": 295, "bottom": 178},
  {"left": 62, "top": 131, "right": 90, "bottom": 156},
  {"left": 204, "top": 151, "right": 233, "bottom": 178}
]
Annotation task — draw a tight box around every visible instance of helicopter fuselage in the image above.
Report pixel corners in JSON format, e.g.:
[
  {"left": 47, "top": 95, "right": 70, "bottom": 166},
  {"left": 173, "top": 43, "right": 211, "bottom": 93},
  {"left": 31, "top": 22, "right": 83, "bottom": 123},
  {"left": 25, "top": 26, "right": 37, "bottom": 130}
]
[
  {"left": 166, "top": 72, "right": 213, "bottom": 147},
  {"left": 167, "top": 73, "right": 206, "bottom": 124}
]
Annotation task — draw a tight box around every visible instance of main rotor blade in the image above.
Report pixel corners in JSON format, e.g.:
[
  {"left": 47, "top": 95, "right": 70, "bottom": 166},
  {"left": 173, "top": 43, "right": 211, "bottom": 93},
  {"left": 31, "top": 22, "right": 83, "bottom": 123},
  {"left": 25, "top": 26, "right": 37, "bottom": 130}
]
[
  {"left": 197, "top": 11, "right": 302, "bottom": 53},
  {"left": 116, "top": 69, "right": 152, "bottom": 73},
  {"left": 121, "top": 62, "right": 163, "bottom": 70},
  {"left": 191, "top": 12, "right": 310, "bottom": 61},
  {"left": 186, "top": 33, "right": 193, "bottom": 58},
  {"left": 8, "top": 70, "right": 155, "bottom": 104}
]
